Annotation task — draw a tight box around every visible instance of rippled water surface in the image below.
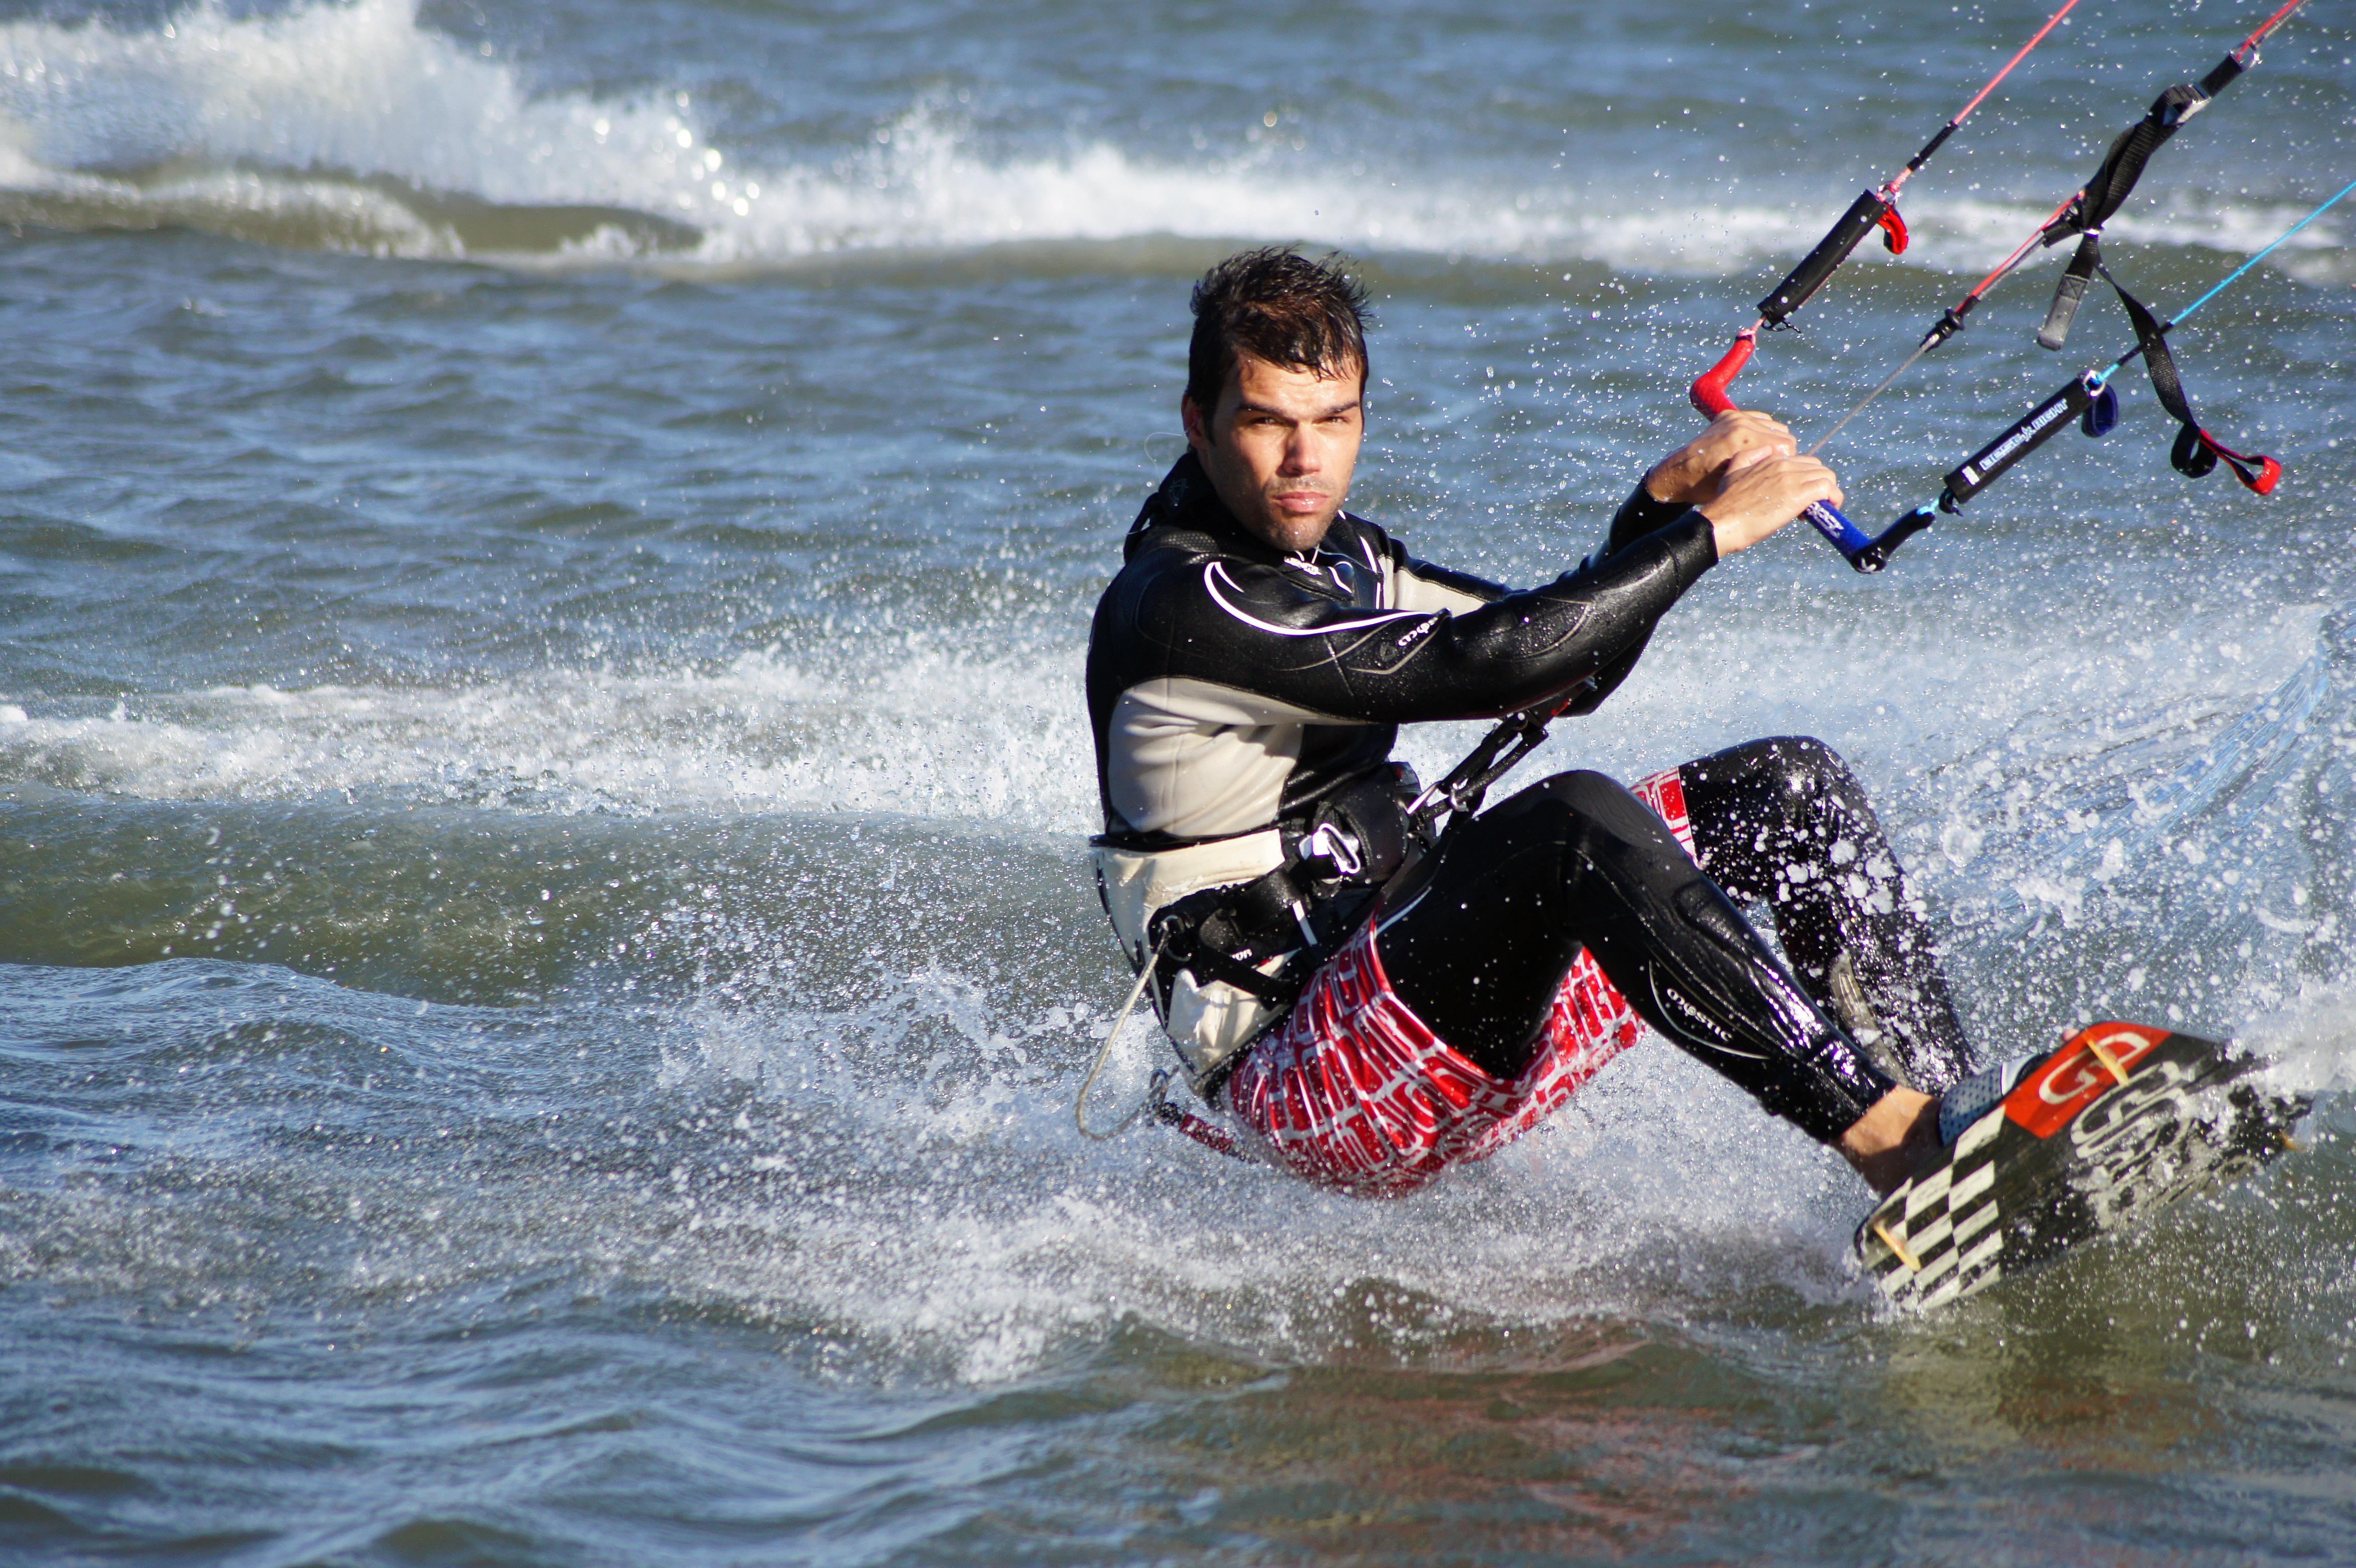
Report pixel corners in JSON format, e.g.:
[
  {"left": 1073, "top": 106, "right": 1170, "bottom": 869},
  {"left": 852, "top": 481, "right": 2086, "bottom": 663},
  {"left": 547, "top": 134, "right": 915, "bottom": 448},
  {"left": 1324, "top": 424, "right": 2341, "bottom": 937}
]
[{"left": 4, "top": 1, "right": 2356, "bottom": 1563}]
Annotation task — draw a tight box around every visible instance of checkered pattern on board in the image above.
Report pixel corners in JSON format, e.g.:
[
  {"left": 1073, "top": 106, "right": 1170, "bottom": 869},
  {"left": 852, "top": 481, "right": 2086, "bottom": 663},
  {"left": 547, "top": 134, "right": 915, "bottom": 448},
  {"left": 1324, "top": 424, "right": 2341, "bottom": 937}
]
[{"left": 1864, "top": 1110, "right": 2007, "bottom": 1308}]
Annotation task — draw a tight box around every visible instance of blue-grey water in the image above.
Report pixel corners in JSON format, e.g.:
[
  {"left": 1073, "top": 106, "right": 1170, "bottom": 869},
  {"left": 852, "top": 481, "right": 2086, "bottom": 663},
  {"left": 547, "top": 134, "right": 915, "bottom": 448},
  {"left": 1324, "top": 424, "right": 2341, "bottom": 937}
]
[{"left": 3, "top": 2, "right": 2355, "bottom": 1562}]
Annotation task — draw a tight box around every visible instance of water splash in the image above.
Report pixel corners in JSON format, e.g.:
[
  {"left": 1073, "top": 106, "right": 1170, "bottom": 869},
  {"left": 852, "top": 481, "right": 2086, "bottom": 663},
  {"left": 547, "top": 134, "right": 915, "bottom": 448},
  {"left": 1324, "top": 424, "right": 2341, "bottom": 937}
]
[{"left": 0, "top": 645, "right": 1094, "bottom": 830}]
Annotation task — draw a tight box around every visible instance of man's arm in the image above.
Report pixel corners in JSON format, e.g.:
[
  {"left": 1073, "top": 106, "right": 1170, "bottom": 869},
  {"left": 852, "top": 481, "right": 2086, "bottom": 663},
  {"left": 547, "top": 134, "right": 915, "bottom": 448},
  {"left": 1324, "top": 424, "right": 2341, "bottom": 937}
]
[
  {"left": 1558, "top": 485, "right": 1705, "bottom": 716},
  {"left": 1380, "top": 482, "right": 1696, "bottom": 717},
  {"left": 1389, "top": 554, "right": 1504, "bottom": 616},
  {"left": 1591, "top": 484, "right": 1699, "bottom": 566},
  {"left": 1565, "top": 410, "right": 1842, "bottom": 713},
  {"left": 1125, "top": 416, "right": 1837, "bottom": 728},
  {"left": 1132, "top": 513, "right": 1719, "bottom": 728},
  {"left": 1339, "top": 504, "right": 1507, "bottom": 615}
]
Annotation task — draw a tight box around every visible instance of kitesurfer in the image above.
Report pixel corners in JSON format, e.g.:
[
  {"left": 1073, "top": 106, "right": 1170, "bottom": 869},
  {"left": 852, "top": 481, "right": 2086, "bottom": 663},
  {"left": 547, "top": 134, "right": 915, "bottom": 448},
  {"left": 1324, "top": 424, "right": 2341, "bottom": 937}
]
[{"left": 1085, "top": 247, "right": 1978, "bottom": 1197}]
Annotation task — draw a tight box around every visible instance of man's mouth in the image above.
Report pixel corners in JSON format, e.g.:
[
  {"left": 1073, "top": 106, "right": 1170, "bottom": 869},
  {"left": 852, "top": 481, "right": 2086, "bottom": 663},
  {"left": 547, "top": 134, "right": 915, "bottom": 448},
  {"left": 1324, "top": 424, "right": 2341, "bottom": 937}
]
[{"left": 1272, "top": 488, "right": 1328, "bottom": 515}]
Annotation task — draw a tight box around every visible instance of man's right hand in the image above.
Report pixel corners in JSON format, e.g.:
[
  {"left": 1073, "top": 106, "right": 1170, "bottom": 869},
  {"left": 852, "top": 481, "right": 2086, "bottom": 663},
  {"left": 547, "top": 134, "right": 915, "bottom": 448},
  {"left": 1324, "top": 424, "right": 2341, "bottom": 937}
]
[{"left": 1696, "top": 450, "right": 1845, "bottom": 558}]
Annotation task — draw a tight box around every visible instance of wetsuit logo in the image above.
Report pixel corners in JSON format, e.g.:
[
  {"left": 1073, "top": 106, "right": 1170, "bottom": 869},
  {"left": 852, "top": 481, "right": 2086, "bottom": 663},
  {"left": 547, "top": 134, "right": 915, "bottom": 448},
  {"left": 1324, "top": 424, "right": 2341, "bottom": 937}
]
[{"left": 1651, "top": 976, "right": 1735, "bottom": 1051}]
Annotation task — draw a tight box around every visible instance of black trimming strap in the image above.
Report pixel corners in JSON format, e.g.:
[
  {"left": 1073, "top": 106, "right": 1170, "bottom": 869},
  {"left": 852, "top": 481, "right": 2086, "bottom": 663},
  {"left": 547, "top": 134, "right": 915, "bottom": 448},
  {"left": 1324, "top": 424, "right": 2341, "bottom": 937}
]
[
  {"left": 2034, "top": 54, "right": 2249, "bottom": 347},
  {"left": 2037, "top": 232, "right": 2106, "bottom": 350},
  {"left": 2045, "top": 82, "right": 2213, "bottom": 246}
]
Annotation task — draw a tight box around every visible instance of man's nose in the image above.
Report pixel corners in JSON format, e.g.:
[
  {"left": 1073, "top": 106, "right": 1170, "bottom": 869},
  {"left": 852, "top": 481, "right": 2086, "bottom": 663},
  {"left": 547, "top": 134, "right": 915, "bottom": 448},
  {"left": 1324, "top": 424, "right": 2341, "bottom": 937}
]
[{"left": 1279, "top": 425, "right": 1320, "bottom": 473}]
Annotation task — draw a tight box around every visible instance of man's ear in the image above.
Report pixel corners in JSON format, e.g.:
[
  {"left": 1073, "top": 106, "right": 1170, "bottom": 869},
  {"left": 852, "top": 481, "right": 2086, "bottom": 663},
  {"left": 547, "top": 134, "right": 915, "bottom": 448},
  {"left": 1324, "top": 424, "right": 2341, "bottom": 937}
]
[{"left": 1181, "top": 394, "right": 1210, "bottom": 452}]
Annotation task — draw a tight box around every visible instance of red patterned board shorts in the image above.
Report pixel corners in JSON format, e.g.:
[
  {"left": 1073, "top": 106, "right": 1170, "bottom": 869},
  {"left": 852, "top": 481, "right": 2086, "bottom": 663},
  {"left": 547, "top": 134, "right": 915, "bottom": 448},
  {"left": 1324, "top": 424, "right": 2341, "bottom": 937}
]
[{"left": 1222, "top": 768, "right": 1693, "bottom": 1198}]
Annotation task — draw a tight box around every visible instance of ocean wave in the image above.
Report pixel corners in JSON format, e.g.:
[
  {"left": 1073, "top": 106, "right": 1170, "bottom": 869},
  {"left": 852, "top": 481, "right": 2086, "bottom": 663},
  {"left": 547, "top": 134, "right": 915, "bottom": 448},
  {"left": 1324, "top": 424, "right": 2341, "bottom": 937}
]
[
  {"left": 0, "top": 648, "right": 1097, "bottom": 831},
  {"left": 0, "top": 0, "right": 2343, "bottom": 276}
]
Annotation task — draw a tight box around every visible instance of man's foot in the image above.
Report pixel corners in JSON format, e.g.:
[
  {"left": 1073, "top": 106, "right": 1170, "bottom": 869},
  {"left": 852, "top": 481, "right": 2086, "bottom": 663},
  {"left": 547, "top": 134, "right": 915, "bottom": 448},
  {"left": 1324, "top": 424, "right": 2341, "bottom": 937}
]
[
  {"left": 1839, "top": 1052, "right": 2050, "bottom": 1195},
  {"left": 1932, "top": 1053, "right": 2042, "bottom": 1145},
  {"left": 1838, "top": 1087, "right": 1942, "bottom": 1194}
]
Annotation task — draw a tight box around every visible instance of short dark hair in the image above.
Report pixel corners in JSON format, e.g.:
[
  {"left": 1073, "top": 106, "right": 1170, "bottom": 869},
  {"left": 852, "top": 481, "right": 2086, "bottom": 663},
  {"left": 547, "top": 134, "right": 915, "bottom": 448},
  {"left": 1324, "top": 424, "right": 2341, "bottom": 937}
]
[{"left": 1185, "top": 247, "right": 1371, "bottom": 414}]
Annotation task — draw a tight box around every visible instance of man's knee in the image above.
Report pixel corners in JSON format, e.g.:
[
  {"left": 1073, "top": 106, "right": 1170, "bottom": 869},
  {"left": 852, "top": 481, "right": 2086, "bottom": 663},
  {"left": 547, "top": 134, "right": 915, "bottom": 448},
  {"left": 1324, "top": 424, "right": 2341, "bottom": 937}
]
[
  {"left": 1734, "top": 735, "right": 1850, "bottom": 796},
  {"left": 1532, "top": 768, "right": 1632, "bottom": 814},
  {"left": 1523, "top": 769, "right": 1692, "bottom": 859},
  {"left": 1693, "top": 734, "right": 1860, "bottom": 812}
]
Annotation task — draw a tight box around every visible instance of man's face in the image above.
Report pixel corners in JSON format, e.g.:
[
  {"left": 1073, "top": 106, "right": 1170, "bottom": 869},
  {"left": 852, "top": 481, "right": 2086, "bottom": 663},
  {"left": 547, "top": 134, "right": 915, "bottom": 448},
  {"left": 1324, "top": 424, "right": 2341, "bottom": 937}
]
[{"left": 1182, "top": 352, "right": 1364, "bottom": 554}]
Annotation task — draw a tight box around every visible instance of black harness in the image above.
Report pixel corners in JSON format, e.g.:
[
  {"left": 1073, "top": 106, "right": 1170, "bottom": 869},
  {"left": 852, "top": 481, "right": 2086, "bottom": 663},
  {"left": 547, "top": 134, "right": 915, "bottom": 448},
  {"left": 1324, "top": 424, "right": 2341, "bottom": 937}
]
[{"left": 1100, "top": 765, "right": 1423, "bottom": 1100}]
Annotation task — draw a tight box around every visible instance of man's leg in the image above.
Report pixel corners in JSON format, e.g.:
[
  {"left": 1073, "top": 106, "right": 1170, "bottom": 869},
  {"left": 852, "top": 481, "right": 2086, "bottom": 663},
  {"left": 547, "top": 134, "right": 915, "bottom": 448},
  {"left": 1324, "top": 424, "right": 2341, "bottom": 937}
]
[
  {"left": 1378, "top": 770, "right": 1930, "bottom": 1178},
  {"left": 1679, "top": 736, "right": 1973, "bottom": 1093}
]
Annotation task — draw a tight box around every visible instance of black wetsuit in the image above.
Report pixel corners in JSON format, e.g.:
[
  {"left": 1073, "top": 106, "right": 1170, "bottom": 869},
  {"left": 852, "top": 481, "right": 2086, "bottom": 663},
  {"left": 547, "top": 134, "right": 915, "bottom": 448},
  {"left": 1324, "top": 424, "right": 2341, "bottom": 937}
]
[{"left": 1086, "top": 453, "right": 1972, "bottom": 1145}]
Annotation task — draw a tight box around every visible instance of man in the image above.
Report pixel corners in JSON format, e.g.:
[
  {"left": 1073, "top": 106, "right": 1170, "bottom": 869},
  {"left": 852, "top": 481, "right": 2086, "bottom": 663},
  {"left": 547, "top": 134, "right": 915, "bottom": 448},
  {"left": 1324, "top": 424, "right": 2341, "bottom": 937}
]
[{"left": 1086, "top": 247, "right": 1986, "bottom": 1199}]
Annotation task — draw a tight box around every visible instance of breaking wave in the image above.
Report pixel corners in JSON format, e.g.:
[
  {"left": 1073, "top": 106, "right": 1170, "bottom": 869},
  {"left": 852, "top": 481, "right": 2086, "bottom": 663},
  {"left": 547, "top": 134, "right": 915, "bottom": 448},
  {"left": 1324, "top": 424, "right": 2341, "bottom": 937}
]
[
  {"left": 0, "top": 647, "right": 1097, "bottom": 832},
  {"left": 0, "top": 0, "right": 2344, "bottom": 277}
]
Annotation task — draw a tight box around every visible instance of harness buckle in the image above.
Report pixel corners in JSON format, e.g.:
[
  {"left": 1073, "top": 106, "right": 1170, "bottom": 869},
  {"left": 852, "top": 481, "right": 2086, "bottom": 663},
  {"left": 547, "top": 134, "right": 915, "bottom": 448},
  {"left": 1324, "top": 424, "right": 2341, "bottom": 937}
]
[{"left": 1300, "top": 820, "right": 1364, "bottom": 879}]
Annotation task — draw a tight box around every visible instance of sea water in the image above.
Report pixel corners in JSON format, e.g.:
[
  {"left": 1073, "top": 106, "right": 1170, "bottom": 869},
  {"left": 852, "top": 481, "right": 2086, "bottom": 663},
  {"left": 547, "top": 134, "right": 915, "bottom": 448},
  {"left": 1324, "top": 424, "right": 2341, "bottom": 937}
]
[{"left": 2, "top": 2, "right": 2353, "bottom": 1562}]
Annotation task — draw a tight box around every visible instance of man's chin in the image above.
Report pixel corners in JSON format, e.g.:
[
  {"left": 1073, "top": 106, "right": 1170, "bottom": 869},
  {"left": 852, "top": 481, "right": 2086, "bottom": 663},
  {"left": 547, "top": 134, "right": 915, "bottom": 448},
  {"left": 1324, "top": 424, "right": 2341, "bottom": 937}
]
[{"left": 1259, "top": 504, "right": 1339, "bottom": 552}]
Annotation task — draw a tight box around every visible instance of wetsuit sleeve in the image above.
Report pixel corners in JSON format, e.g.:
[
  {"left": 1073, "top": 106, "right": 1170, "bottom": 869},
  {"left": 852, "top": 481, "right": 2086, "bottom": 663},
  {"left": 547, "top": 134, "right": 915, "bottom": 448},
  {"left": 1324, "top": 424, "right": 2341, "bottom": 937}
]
[
  {"left": 1561, "top": 484, "right": 1711, "bottom": 716},
  {"left": 1135, "top": 511, "right": 1717, "bottom": 725},
  {"left": 1596, "top": 482, "right": 1695, "bottom": 562}
]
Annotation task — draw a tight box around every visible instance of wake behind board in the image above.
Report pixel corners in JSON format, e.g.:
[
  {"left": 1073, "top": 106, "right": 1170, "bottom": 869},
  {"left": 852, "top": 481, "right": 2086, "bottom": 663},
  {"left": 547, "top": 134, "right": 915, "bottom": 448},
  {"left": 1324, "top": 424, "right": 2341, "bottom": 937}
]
[{"left": 1858, "top": 1022, "right": 2306, "bottom": 1312}]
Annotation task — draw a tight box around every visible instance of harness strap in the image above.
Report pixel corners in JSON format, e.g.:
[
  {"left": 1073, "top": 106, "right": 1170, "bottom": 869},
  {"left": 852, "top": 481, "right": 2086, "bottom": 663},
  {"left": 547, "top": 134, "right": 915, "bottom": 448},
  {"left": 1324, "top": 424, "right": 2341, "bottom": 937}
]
[{"left": 1171, "top": 942, "right": 1297, "bottom": 1006}]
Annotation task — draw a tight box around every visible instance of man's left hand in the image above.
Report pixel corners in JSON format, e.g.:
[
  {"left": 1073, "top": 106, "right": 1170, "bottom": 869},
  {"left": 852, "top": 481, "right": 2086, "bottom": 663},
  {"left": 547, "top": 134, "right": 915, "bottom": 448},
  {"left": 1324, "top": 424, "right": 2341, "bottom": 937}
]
[{"left": 1642, "top": 410, "right": 1796, "bottom": 506}]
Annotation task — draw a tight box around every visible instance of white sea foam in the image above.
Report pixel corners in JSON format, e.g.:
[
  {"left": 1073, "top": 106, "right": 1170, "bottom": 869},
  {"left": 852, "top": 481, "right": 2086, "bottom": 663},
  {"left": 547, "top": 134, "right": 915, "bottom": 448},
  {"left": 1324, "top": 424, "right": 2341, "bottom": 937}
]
[
  {"left": 2242, "top": 983, "right": 2356, "bottom": 1099},
  {"left": 0, "top": 646, "right": 1098, "bottom": 831},
  {"left": 0, "top": 0, "right": 2341, "bottom": 275},
  {"left": 652, "top": 963, "right": 1860, "bottom": 1382},
  {"left": 0, "top": 586, "right": 2329, "bottom": 861}
]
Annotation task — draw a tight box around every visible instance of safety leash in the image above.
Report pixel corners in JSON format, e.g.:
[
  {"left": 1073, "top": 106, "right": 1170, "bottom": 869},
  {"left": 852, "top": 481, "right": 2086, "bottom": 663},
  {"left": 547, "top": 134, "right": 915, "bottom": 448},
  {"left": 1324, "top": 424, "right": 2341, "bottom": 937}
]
[
  {"left": 1069, "top": 925, "right": 1258, "bottom": 1162},
  {"left": 1075, "top": 931, "right": 1169, "bottom": 1140}
]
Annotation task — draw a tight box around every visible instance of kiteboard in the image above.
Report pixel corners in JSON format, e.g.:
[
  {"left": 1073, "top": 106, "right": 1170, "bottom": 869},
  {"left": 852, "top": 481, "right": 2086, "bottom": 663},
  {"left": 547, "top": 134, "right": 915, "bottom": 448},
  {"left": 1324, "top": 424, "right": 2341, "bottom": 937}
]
[{"left": 1857, "top": 1021, "right": 2307, "bottom": 1311}]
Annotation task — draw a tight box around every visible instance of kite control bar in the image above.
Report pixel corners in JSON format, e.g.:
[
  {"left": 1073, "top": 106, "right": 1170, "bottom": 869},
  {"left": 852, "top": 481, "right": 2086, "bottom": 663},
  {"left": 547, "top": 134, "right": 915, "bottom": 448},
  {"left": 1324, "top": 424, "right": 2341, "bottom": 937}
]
[
  {"left": 1676, "top": 0, "right": 2078, "bottom": 574},
  {"left": 1688, "top": 333, "right": 1921, "bottom": 573}
]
